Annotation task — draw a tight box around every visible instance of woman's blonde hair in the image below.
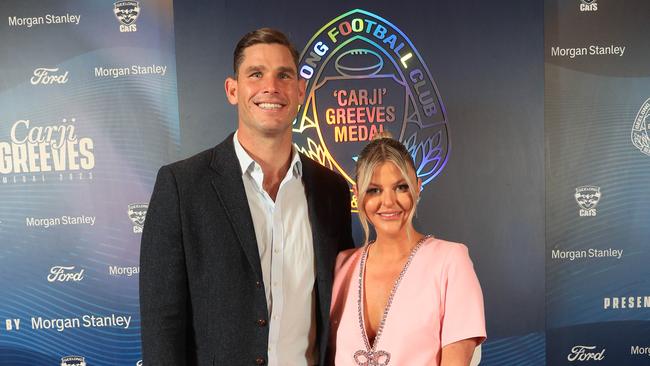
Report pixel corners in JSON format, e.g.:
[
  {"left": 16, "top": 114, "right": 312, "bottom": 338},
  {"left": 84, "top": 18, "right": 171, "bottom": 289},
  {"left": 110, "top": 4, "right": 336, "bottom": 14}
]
[{"left": 355, "top": 132, "right": 419, "bottom": 246}]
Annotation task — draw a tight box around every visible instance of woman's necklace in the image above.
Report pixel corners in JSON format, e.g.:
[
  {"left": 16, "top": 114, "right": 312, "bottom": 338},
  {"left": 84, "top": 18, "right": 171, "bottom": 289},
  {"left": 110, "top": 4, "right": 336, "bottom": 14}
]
[{"left": 354, "top": 235, "right": 431, "bottom": 366}]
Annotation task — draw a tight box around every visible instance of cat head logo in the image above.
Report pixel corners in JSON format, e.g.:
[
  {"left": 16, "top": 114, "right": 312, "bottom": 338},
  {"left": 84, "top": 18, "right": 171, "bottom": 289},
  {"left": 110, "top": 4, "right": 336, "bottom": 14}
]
[
  {"left": 128, "top": 203, "right": 148, "bottom": 233},
  {"left": 114, "top": 1, "right": 140, "bottom": 25},
  {"left": 631, "top": 97, "right": 650, "bottom": 156},
  {"left": 575, "top": 186, "right": 601, "bottom": 217},
  {"left": 61, "top": 356, "right": 87, "bottom": 366}
]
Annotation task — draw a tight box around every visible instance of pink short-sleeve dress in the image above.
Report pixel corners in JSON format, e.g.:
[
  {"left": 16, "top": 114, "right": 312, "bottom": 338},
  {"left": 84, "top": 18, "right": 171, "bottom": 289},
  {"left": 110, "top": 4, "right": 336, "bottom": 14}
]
[{"left": 329, "top": 237, "right": 486, "bottom": 365}]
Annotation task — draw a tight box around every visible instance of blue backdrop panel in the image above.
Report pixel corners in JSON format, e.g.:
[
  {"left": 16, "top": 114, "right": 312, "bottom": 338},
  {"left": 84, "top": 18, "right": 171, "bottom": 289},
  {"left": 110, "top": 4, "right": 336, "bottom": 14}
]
[
  {"left": 545, "top": 0, "right": 650, "bottom": 364},
  {"left": 173, "top": 1, "right": 545, "bottom": 364},
  {"left": 0, "top": 1, "right": 179, "bottom": 365}
]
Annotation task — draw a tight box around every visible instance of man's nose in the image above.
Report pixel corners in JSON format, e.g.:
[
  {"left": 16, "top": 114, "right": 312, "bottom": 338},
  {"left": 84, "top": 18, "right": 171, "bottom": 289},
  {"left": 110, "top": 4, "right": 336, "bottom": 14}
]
[{"left": 262, "top": 76, "right": 280, "bottom": 93}]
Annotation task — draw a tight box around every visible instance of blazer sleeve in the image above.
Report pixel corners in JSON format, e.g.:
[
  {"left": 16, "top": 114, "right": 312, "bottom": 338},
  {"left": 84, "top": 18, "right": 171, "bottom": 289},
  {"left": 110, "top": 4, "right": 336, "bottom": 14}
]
[{"left": 139, "top": 165, "right": 189, "bottom": 365}]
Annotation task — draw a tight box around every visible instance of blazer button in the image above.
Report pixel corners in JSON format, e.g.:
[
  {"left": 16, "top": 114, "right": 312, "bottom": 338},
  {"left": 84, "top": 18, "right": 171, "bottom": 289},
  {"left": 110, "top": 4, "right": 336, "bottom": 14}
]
[
  {"left": 255, "top": 357, "right": 266, "bottom": 365},
  {"left": 255, "top": 281, "right": 262, "bottom": 288},
  {"left": 257, "top": 319, "right": 267, "bottom": 327}
]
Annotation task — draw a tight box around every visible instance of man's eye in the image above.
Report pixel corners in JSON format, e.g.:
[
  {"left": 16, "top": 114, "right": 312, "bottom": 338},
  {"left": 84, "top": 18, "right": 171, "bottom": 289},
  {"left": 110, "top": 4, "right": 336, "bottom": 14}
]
[
  {"left": 250, "top": 72, "right": 262, "bottom": 78},
  {"left": 279, "top": 73, "right": 291, "bottom": 79}
]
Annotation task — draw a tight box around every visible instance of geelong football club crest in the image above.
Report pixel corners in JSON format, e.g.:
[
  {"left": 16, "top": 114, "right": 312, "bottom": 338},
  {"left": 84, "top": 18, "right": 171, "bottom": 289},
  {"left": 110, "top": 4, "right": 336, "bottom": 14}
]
[
  {"left": 114, "top": 1, "right": 140, "bottom": 32},
  {"left": 294, "top": 9, "right": 449, "bottom": 211},
  {"left": 128, "top": 203, "right": 148, "bottom": 233},
  {"left": 575, "top": 185, "right": 601, "bottom": 217},
  {"left": 631, "top": 97, "right": 650, "bottom": 156},
  {"left": 61, "top": 356, "right": 87, "bottom": 366}
]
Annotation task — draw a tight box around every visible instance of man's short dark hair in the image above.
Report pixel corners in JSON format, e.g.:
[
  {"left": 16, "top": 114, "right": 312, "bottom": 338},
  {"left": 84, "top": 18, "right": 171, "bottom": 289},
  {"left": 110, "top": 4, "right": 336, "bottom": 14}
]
[{"left": 233, "top": 28, "right": 300, "bottom": 77}]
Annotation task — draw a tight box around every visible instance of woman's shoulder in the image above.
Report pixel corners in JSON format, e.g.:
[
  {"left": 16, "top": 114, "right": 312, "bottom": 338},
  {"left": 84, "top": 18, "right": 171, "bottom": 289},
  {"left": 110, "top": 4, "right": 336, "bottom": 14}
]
[
  {"left": 422, "top": 236, "right": 468, "bottom": 253},
  {"left": 420, "top": 236, "right": 473, "bottom": 265}
]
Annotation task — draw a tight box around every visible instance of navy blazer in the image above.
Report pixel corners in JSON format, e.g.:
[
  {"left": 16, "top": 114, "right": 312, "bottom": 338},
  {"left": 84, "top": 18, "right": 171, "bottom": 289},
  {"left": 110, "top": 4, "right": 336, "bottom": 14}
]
[{"left": 140, "top": 134, "right": 354, "bottom": 366}]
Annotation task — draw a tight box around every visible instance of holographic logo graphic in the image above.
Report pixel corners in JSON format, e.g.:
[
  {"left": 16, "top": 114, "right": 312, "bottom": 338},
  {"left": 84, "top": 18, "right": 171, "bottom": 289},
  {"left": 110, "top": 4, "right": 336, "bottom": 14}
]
[
  {"left": 632, "top": 98, "right": 650, "bottom": 156},
  {"left": 114, "top": 1, "right": 139, "bottom": 32},
  {"left": 294, "top": 9, "right": 449, "bottom": 211},
  {"left": 128, "top": 203, "right": 148, "bottom": 233},
  {"left": 61, "top": 355, "right": 87, "bottom": 366},
  {"left": 575, "top": 185, "right": 601, "bottom": 217}
]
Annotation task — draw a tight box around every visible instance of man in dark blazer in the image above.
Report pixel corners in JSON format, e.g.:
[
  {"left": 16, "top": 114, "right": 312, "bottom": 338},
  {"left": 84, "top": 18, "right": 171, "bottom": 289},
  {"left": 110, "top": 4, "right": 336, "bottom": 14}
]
[{"left": 139, "top": 28, "right": 353, "bottom": 366}]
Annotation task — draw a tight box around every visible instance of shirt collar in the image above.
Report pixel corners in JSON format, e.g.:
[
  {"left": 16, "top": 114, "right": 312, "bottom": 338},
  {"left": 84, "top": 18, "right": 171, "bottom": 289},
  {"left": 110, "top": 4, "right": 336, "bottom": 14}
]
[{"left": 233, "top": 131, "right": 302, "bottom": 178}]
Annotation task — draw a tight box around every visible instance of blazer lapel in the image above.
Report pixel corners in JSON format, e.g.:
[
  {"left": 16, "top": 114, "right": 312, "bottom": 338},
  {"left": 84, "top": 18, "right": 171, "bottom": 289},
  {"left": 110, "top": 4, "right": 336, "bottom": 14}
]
[{"left": 210, "top": 135, "right": 262, "bottom": 279}]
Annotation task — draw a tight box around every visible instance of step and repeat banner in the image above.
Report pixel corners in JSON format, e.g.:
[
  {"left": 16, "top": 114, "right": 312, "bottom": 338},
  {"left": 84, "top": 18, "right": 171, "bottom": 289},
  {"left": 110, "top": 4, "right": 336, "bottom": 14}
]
[
  {"left": 545, "top": 0, "right": 650, "bottom": 365},
  {"left": 0, "top": 1, "right": 179, "bottom": 365},
  {"left": 1, "top": 0, "right": 648, "bottom": 365}
]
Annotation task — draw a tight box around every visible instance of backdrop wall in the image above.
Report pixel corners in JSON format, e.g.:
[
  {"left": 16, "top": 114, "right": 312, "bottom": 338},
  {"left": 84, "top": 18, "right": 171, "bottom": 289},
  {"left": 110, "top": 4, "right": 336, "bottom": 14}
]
[{"left": 1, "top": 0, "right": 647, "bottom": 365}]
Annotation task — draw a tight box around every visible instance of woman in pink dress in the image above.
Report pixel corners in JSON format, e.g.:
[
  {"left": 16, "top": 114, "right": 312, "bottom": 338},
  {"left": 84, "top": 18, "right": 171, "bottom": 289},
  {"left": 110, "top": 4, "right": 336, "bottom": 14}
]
[{"left": 330, "top": 133, "right": 486, "bottom": 365}]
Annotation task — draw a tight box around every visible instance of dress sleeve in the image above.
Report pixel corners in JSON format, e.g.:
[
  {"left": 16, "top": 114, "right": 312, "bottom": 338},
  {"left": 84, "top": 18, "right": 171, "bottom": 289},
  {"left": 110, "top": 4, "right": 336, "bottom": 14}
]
[{"left": 440, "top": 244, "right": 487, "bottom": 347}]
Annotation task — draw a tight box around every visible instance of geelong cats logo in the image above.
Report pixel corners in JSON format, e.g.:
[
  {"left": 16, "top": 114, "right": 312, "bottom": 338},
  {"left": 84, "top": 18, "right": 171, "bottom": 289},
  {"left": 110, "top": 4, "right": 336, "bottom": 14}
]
[
  {"left": 575, "top": 185, "right": 601, "bottom": 217},
  {"left": 128, "top": 203, "right": 148, "bottom": 233},
  {"left": 114, "top": 1, "right": 140, "bottom": 32},
  {"left": 632, "top": 98, "right": 650, "bottom": 156},
  {"left": 61, "top": 356, "right": 87, "bottom": 366}
]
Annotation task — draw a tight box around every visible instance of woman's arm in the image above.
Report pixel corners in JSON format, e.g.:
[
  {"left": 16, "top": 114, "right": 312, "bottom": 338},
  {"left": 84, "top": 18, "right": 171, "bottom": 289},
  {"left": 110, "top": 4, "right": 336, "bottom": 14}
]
[{"left": 440, "top": 337, "right": 480, "bottom": 366}]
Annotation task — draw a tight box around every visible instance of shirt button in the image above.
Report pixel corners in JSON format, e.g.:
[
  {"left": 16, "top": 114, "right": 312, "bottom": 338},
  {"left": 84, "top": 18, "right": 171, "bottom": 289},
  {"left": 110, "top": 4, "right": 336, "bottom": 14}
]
[
  {"left": 255, "top": 357, "right": 266, "bottom": 365},
  {"left": 257, "top": 319, "right": 267, "bottom": 327}
]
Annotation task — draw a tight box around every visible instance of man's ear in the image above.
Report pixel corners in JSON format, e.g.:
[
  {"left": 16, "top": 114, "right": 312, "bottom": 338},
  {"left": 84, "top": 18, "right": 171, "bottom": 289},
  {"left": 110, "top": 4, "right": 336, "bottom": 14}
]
[{"left": 224, "top": 77, "right": 238, "bottom": 105}]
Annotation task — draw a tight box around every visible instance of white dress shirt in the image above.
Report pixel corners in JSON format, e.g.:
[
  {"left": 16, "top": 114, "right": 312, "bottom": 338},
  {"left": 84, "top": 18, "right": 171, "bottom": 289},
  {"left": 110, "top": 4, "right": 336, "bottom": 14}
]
[{"left": 233, "top": 132, "right": 317, "bottom": 366}]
